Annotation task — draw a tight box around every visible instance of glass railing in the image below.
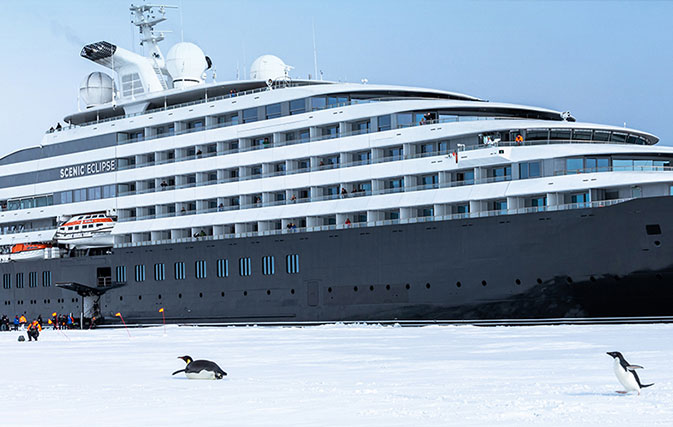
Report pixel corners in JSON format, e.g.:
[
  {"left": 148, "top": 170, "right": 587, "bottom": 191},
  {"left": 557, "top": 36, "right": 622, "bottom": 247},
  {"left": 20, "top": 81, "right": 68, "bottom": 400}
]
[{"left": 115, "top": 198, "right": 634, "bottom": 248}]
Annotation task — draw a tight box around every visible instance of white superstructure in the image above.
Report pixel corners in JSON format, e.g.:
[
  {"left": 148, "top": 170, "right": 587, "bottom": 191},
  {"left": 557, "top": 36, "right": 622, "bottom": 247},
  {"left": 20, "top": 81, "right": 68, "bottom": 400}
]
[{"left": 0, "top": 4, "right": 671, "bottom": 254}]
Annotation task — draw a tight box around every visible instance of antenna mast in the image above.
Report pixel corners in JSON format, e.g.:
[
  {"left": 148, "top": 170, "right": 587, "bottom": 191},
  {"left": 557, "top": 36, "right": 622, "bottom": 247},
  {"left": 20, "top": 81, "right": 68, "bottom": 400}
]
[
  {"left": 312, "top": 19, "right": 318, "bottom": 81},
  {"left": 129, "top": 3, "right": 177, "bottom": 88}
]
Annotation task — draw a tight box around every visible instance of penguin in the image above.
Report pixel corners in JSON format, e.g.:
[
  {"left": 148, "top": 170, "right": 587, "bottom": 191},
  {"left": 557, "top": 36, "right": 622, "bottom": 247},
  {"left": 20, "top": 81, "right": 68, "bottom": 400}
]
[
  {"left": 606, "top": 351, "right": 654, "bottom": 395},
  {"left": 172, "top": 355, "right": 227, "bottom": 380}
]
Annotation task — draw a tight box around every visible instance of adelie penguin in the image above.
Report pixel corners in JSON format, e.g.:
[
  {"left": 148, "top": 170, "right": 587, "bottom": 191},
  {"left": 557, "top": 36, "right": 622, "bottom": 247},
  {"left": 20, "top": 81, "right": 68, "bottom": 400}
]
[
  {"left": 172, "top": 355, "right": 227, "bottom": 380},
  {"left": 607, "top": 351, "right": 654, "bottom": 395}
]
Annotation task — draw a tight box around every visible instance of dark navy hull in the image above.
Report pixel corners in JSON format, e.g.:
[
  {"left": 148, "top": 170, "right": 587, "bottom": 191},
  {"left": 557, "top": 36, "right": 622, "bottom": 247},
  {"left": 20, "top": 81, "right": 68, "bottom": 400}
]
[{"left": 3, "top": 196, "right": 673, "bottom": 324}]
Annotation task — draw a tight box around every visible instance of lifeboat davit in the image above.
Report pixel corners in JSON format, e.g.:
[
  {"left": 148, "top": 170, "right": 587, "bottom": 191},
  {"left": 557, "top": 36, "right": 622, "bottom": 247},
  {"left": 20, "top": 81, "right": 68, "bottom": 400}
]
[
  {"left": 10, "top": 243, "right": 52, "bottom": 261},
  {"left": 55, "top": 212, "right": 116, "bottom": 248}
]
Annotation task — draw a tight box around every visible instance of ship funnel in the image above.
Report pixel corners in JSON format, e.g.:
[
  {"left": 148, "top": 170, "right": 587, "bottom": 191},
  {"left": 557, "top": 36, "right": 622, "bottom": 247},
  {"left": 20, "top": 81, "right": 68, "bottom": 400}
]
[
  {"left": 80, "top": 41, "right": 166, "bottom": 97},
  {"left": 165, "top": 42, "right": 209, "bottom": 89}
]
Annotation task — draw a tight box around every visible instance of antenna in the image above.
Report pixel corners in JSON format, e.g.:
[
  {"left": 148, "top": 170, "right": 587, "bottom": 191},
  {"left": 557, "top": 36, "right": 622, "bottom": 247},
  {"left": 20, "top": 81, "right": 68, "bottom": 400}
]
[
  {"left": 312, "top": 19, "right": 318, "bottom": 81},
  {"left": 179, "top": 0, "right": 184, "bottom": 42}
]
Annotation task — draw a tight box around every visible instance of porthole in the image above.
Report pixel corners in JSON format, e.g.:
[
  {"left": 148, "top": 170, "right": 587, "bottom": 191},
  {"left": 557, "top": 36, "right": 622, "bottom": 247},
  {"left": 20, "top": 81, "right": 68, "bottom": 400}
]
[
  {"left": 158, "top": 294, "right": 162, "bottom": 299},
  {"left": 328, "top": 287, "right": 333, "bottom": 293},
  {"left": 266, "top": 290, "right": 271, "bottom": 295},
  {"left": 425, "top": 283, "right": 431, "bottom": 289},
  {"left": 354, "top": 286, "right": 358, "bottom": 292},
  {"left": 243, "top": 291, "right": 248, "bottom": 296},
  {"left": 199, "top": 292, "right": 203, "bottom": 298},
  {"left": 178, "top": 293, "right": 182, "bottom": 299},
  {"left": 290, "top": 289, "right": 295, "bottom": 295},
  {"left": 369, "top": 285, "right": 374, "bottom": 291},
  {"left": 536, "top": 278, "right": 542, "bottom": 285},
  {"left": 405, "top": 284, "right": 410, "bottom": 290},
  {"left": 138, "top": 295, "right": 142, "bottom": 300},
  {"left": 481, "top": 280, "right": 487, "bottom": 287},
  {"left": 456, "top": 281, "right": 461, "bottom": 288},
  {"left": 654, "top": 240, "right": 662, "bottom": 247},
  {"left": 119, "top": 296, "right": 123, "bottom": 301},
  {"left": 221, "top": 292, "right": 225, "bottom": 297},
  {"left": 386, "top": 285, "right": 391, "bottom": 290},
  {"left": 566, "top": 277, "right": 573, "bottom": 284},
  {"left": 515, "top": 279, "right": 521, "bottom": 285}
]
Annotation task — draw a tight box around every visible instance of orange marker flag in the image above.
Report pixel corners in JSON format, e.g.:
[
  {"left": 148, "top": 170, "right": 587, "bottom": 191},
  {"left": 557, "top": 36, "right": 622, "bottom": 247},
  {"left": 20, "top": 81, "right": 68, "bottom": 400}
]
[
  {"left": 115, "top": 312, "right": 131, "bottom": 338},
  {"left": 159, "top": 307, "right": 166, "bottom": 335}
]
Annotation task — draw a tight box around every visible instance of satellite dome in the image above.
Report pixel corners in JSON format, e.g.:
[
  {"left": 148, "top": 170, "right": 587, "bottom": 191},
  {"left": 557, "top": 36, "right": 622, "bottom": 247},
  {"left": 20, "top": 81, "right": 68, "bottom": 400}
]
[
  {"left": 250, "top": 55, "right": 291, "bottom": 81},
  {"left": 79, "top": 72, "right": 114, "bottom": 106},
  {"left": 165, "top": 42, "right": 209, "bottom": 89}
]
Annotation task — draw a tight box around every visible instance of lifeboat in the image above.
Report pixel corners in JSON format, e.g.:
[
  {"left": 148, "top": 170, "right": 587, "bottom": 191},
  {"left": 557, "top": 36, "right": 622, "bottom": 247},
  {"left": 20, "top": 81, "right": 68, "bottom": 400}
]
[
  {"left": 10, "top": 243, "right": 52, "bottom": 261},
  {"left": 54, "top": 212, "right": 116, "bottom": 248}
]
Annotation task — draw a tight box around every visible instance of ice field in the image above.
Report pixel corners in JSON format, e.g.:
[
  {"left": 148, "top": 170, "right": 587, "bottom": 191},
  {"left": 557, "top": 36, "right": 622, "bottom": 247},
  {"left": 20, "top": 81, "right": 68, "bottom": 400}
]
[{"left": 1, "top": 323, "right": 672, "bottom": 426}]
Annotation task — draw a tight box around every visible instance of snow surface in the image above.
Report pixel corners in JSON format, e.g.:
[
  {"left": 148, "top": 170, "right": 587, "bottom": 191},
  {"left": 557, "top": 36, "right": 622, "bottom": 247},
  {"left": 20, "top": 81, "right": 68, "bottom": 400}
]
[{"left": 1, "top": 323, "right": 672, "bottom": 426}]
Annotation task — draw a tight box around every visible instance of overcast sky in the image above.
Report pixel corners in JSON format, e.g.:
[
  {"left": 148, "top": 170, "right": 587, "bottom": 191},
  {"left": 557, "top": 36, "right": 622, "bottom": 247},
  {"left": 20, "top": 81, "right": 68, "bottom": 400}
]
[{"left": 0, "top": 0, "right": 671, "bottom": 153}]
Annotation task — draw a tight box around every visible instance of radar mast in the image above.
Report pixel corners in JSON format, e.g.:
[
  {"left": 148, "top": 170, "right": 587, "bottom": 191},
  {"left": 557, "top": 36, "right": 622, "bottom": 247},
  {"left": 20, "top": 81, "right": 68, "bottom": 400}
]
[{"left": 129, "top": 3, "right": 177, "bottom": 89}]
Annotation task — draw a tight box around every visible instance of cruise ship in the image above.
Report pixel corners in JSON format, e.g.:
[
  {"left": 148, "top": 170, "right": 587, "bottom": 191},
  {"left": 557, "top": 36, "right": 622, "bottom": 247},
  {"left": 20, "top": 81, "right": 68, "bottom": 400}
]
[{"left": 2, "top": 4, "right": 672, "bottom": 325}]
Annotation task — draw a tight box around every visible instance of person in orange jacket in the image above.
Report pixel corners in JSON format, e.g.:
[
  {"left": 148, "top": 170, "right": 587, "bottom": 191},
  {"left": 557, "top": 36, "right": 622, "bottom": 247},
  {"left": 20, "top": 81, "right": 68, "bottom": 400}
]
[
  {"left": 27, "top": 320, "right": 42, "bottom": 341},
  {"left": 18, "top": 314, "right": 27, "bottom": 328}
]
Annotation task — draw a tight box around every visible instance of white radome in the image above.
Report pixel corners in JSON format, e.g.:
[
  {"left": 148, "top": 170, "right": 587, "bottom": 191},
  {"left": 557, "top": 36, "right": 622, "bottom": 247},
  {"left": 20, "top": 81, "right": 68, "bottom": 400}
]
[
  {"left": 165, "top": 42, "right": 208, "bottom": 89},
  {"left": 249, "top": 54, "right": 291, "bottom": 81},
  {"left": 79, "top": 72, "right": 114, "bottom": 106}
]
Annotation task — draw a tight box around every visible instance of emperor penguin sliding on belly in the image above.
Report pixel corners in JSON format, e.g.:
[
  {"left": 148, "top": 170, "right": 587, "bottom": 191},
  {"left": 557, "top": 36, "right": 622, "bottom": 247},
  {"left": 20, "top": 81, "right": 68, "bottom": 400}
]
[
  {"left": 606, "top": 351, "right": 653, "bottom": 395},
  {"left": 172, "top": 355, "right": 227, "bottom": 380}
]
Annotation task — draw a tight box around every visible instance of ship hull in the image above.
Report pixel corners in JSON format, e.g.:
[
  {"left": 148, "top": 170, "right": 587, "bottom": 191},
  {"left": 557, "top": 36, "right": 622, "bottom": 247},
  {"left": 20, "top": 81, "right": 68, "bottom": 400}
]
[{"left": 2, "top": 196, "right": 673, "bottom": 324}]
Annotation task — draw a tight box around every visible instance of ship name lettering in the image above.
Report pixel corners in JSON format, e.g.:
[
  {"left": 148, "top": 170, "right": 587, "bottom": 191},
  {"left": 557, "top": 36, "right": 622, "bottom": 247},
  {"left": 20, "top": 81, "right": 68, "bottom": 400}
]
[{"left": 59, "top": 160, "right": 116, "bottom": 179}]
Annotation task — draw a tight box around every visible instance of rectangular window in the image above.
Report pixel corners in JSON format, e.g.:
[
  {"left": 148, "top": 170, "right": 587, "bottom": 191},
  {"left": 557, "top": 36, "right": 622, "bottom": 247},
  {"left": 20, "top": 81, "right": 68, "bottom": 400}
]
[
  {"left": 16, "top": 273, "right": 24, "bottom": 288},
  {"left": 377, "top": 115, "right": 392, "bottom": 132},
  {"left": 286, "top": 254, "right": 300, "bottom": 274},
  {"left": 115, "top": 266, "right": 127, "bottom": 283},
  {"left": 174, "top": 262, "right": 186, "bottom": 280},
  {"left": 242, "top": 107, "right": 258, "bottom": 123},
  {"left": 134, "top": 265, "right": 146, "bottom": 282},
  {"left": 195, "top": 260, "right": 207, "bottom": 279},
  {"left": 154, "top": 263, "right": 165, "bottom": 281},
  {"left": 3, "top": 273, "right": 10, "bottom": 289},
  {"left": 42, "top": 271, "right": 52, "bottom": 287},
  {"left": 239, "top": 257, "right": 251, "bottom": 276},
  {"left": 217, "top": 259, "right": 229, "bottom": 278},
  {"left": 266, "top": 103, "right": 282, "bottom": 119},
  {"left": 519, "top": 161, "right": 541, "bottom": 179},
  {"left": 262, "top": 256, "right": 275, "bottom": 276},
  {"left": 289, "top": 98, "right": 306, "bottom": 115},
  {"left": 566, "top": 158, "right": 584, "bottom": 174},
  {"left": 29, "top": 272, "right": 38, "bottom": 288}
]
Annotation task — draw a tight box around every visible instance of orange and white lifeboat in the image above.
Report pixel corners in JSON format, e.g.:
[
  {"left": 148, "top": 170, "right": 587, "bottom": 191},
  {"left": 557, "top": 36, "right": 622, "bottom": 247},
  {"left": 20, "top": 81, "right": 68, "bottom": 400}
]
[
  {"left": 10, "top": 243, "right": 52, "bottom": 261},
  {"left": 55, "top": 213, "right": 116, "bottom": 248}
]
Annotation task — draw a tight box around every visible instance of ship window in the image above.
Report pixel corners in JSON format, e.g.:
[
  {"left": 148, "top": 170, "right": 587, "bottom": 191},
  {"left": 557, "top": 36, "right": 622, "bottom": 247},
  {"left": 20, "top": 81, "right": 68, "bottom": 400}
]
[
  {"left": 550, "top": 129, "right": 571, "bottom": 141},
  {"left": 593, "top": 130, "right": 610, "bottom": 141},
  {"left": 456, "top": 204, "right": 469, "bottom": 214},
  {"left": 286, "top": 254, "right": 299, "bottom": 274},
  {"left": 15, "top": 273, "right": 24, "bottom": 288},
  {"left": 239, "top": 257, "right": 252, "bottom": 276},
  {"left": 154, "top": 263, "right": 165, "bottom": 281},
  {"left": 217, "top": 259, "right": 229, "bottom": 278},
  {"left": 68, "top": 227, "right": 73, "bottom": 231},
  {"left": 566, "top": 158, "right": 583, "bottom": 174},
  {"left": 352, "top": 120, "right": 370, "bottom": 135},
  {"left": 134, "top": 265, "right": 145, "bottom": 282},
  {"left": 2, "top": 274, "right": 10, "bottom": 289},
  {"left": 519, "top": 161, "right": 541, "bottom": 179},
  {"left": 42, "top": 271, "right": 51, "bottom": 288},
  {"left": 289, "top": 98, "right": 306, "bottom": 115},
  {"left": 321, "top": 125, "right": 339, "bottom": 138},
  {"left": 570, "top": 193, "right": 589, "bottom": 204},
  {"left": 491, "top": 200, "right": 507, "bottom": 213},
  {"left": 114, "top": 266, "right": 126, "bottom": 283},
  {"left": 188, "top": 119, "right": 204, "bottom": 130},
  {"left": 311, "top": 96, "right": 326, "bottom": 110},
  {"left": 572, "top": 129, "right": 592, "bottom": 141},
  {"left": 262, "top": 256, "right": 275, "bottom": 276},
  {"left": 377, "top": 115, "right": 392, "bottom": 132},
  {"left": 174, "top": 262, "right": 186, "bottom": 280},
  {"left": 530, "top": 196, "right": 547, "bottom": 208},
  {"left": 266, "top": 103, "right": 282, "bottom": 119},
  {"left": 242, "top": 108, "right": 258, "bottom": 123},
  {"left": 526, "top": 129, "right": 548, "bottom": 141},
  {"left": 195, "top": 260, "right": 207, "bottom": 279},
  {"left": 29, "top": 272, "right": 38, "bottom": 288},
  {"left": 74, "top": 226, "right": 80, "bottom": 230},
  {"left": 386, "top": 146, "right": 403, "bottom": 160},
  {"left": 611, "top": 132, "right": 627, "bottom": 143}
]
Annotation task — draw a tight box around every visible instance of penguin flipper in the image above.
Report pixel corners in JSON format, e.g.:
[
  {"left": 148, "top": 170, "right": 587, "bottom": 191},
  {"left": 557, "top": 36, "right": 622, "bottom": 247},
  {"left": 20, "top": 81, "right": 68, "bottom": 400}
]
[
  {"left": 172, "top": 369, "right": 186, "bottom": 376},
  {"left": 626, "top": 365, "right": 644, "bottom": 371}
]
